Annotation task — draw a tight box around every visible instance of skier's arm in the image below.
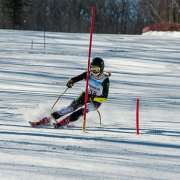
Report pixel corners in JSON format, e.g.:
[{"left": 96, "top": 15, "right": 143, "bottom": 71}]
[
  {"left": 66, "top": 72, "right": 86, "bottom": 88},
  {"left": 71, "top": 72, "right": 86, "bottom": 83},
  {"left": 93, "top": 78, "right": 110, "bottom": 103}
]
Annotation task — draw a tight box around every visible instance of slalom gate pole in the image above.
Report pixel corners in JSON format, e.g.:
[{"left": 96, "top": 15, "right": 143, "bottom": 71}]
[
  {"left": 136, "top": 97, "right": 140, "bottom": 135},
  {"left": 83, "top": 6, "right": 96, "bottom": 132},
  {"left": 97, "top": 109, "right": 102, "bottom": 125}
]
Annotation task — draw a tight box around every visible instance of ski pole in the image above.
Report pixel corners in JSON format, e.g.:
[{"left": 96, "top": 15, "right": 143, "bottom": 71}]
[{"left": 51, "top": 87, "right": 69, "bottom": 110}]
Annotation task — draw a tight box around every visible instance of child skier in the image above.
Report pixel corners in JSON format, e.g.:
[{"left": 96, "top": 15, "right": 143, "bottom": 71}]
[{"left": 30, "top": 57, "right": 110, "bottom": 128}]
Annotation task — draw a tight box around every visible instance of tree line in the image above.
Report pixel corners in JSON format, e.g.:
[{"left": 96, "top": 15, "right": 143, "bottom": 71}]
[{"left": 0, "top": 0, "right": 180, "bottom": 34}]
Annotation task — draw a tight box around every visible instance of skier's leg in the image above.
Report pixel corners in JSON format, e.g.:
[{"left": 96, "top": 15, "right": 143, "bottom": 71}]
[
  {"left": 69, "top": 101, "right": 101, "bottom": 123},
  {"left": 69, "top": 91, "right": 86, "bottom": 110},
  {"left": 54, "top": 101, "right": 101, "bottom": 128},
  {"left": 51, "top": 92, "right": 85, "bottom": 120},
  {"left": 54, "top": 108, "right": 84, "bottom": 128},
  {"left": 51, "top": 106, "right": 74, "bottom": 119}
]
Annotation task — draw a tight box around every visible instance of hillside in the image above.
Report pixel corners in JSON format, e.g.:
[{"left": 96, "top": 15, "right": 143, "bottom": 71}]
[{"left": 0, "top": 30, "right": 180, "bottom": 180}]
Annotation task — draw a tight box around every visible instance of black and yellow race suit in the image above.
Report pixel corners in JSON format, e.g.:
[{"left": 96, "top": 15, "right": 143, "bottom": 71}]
[{"left": 52, "top": 71, "right": 110, "bottom": 122}]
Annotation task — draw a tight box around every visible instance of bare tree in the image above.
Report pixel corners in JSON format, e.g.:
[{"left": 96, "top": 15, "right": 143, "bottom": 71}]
[
  {"left": 0, "top": 0, "right": 15, "bottom": 28},
  {"left": 2, "top": 0, "right": 180, "bottom": 34},
  {"left": 138, "top": 0, "right": 180, "bottom": 24}
]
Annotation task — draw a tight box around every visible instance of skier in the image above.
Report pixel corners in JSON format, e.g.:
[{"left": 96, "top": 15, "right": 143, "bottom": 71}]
[{"left": 30, "top": 57, "right": 110, "bottom": 128}]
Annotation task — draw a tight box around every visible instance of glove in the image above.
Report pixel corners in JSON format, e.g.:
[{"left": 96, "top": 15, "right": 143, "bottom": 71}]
[{"left": 66, "top": 79, "right": 74, "bottom": 88}]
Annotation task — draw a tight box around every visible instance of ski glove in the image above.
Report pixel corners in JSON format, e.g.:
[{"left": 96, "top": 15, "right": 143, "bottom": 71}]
[{"left": 66, "top": 79, "right": 74, "bottom": 88}]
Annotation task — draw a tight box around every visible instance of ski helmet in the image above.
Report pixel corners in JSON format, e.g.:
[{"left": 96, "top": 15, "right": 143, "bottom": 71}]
[{"left": 91, "top": 57, "right": 104, "bottom": 75}]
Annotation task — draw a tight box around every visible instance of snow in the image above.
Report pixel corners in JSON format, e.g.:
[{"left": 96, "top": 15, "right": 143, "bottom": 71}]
[
  {"left": 142, "top": 31, "right": 180, "bottom": 37},
  {"left": 0, "top": 29, "right": 180, "bottom": 179}
]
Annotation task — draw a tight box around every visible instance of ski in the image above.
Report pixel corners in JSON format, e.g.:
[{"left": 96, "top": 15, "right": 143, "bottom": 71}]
[
  {"left": 29, "top": 117, "right": 51, "bottom": 128},
  {"left": 53, "top": 115, "right": 70, "bottom": 129}
]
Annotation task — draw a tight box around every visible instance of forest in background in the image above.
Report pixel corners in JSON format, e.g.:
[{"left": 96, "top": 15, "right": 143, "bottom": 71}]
[{"left": 0, "top": 0, "right": 180, "bottom": 34}]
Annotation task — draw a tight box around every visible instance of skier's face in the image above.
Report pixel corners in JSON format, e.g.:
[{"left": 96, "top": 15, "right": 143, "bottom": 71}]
[{"left": 90, "top": 65, "right": 101, "bottom": 76}]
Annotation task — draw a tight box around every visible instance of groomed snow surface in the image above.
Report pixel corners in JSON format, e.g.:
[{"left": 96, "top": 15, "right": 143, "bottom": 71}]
[{"left": 0, "top": 30, "right": 180, "bottom": 180}]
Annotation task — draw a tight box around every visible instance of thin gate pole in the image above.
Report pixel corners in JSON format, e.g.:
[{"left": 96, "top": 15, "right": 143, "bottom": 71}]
[{"left": 83, "top": 6, "right": 96, "bottom": 132}]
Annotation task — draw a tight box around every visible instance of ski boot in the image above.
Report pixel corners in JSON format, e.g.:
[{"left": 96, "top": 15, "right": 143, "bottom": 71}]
[{"left": 53, "top": 116, "right": 70, "bottom": 129}]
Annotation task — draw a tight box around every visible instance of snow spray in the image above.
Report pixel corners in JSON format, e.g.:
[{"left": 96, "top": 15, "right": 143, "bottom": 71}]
[{"left": 21, "top": 104, "right": 52, "bottom": 123}]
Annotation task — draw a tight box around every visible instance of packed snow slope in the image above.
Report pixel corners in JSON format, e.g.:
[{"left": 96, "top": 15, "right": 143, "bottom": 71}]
[{"left": 0, "top": 30, "right": 180, "bottom": 180}]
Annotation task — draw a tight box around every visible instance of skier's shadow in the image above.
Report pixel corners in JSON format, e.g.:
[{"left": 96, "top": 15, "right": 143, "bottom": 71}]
[{"left": 145, "top": 129, "right": 180, "bottom": 137}]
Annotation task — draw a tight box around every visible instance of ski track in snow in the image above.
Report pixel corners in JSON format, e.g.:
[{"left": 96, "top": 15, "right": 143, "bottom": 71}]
[{"left": 0, "top": 29, "right": 180, "bottom": 179}]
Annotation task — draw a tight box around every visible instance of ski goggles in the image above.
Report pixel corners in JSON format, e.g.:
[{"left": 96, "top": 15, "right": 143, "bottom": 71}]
[{"left": 90, "top": 66, "right": 101, "bottom": 75}]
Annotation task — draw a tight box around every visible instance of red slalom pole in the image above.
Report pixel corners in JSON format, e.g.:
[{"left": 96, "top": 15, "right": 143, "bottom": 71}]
[
  {"left": 83, "top": 6, "right": 96, "bottom": 131},
  {"left": 136, "top": 97, "right": 140, "bottom": 135}
]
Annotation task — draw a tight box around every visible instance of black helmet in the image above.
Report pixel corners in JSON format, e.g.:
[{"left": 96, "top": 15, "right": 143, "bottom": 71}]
[{"left": 91, "top": 57, "right": 104, "bottom": 74}]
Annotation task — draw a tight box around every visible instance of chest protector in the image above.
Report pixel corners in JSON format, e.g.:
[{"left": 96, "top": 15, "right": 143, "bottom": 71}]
[{"left": 88, "top": 73, "right": 107, "bottom": 96}]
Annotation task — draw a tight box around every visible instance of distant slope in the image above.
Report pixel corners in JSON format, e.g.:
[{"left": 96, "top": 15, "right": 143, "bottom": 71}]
[{"left": 0, "top": 29, "right": 180, "bottom": 180}]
